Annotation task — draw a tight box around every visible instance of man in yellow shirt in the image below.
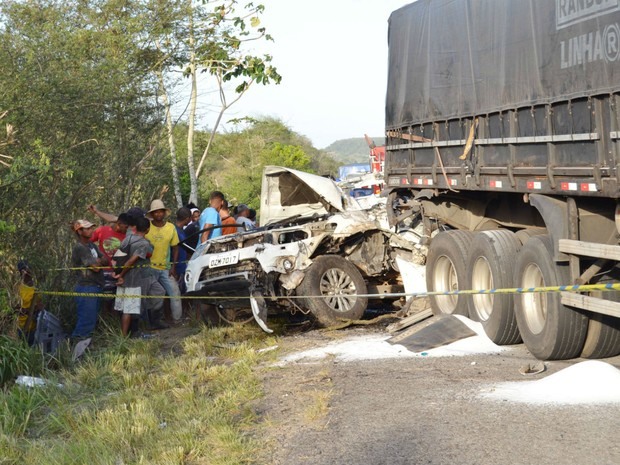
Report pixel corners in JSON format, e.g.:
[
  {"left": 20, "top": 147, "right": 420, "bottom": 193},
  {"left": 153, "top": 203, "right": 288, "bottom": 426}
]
[{"left": 145, "top": 199, "right": 181, "bottom": 325}]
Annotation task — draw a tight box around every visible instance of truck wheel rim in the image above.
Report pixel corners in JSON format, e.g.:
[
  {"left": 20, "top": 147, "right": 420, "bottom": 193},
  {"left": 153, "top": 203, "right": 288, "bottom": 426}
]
[
  {"left": 319, "top": 268, "right": 357, "bottom": 313},
  {"left": 433, "top": 255, "right": 458, "bottom": 313},
  {"left": 471, "top": 256, "right": 493, "bottom": 321},
  {"left": 521, "top": 263, "right": 547, "bottom": 334}
]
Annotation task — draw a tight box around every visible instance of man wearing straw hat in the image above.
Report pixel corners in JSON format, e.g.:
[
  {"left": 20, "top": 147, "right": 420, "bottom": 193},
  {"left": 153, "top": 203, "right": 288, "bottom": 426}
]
[{"left": 145, "top": 199, "right": 181, "bottom": 325}]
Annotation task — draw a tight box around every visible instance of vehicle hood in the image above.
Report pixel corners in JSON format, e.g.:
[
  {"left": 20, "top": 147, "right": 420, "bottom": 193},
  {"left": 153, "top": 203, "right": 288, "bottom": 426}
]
[{"left": 260, "top": 166, "right": 345, "bottom": 226}]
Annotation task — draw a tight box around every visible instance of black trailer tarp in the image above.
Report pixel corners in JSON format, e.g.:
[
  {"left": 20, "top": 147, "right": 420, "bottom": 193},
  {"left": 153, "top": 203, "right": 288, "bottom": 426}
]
[{"left": 386, "top": 0, "right": 620, "bottom": 129}]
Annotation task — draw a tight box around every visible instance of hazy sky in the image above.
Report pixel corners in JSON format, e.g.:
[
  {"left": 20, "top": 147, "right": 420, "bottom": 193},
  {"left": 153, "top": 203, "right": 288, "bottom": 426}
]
[{"left": 186, "top": 0, "right": 410, "bottom": 149}]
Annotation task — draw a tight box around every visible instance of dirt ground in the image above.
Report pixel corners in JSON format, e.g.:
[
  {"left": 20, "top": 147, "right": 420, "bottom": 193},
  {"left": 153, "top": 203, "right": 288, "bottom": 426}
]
[{"left": 257, "top": 324, "right": 620, "bottom": 465}]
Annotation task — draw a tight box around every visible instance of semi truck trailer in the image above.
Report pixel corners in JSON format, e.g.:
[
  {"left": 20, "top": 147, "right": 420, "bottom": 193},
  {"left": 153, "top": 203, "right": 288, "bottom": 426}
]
[{"left": 384, "top": 0, "right": 620, "bottom": 360}]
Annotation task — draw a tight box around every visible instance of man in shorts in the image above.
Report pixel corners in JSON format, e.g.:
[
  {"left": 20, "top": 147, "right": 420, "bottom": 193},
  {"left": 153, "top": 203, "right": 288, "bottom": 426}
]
[{"left": 113, "top": 216, "right": 165, "bottom": 336}]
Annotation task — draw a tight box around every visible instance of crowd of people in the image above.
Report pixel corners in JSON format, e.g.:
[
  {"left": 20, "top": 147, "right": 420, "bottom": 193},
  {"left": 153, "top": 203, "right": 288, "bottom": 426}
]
[{"left": 63, "top": 192, "right": 257, "bottom": 341}]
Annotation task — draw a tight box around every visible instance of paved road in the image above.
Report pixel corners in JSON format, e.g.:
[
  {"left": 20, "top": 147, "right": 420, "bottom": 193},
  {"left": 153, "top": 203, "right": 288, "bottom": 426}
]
[{"left": 270, "top": 342, "right": 620, "bottom": 465}]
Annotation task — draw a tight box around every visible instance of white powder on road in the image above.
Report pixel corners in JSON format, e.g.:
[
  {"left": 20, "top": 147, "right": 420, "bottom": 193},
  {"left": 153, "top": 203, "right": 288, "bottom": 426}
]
[
  {"left": 277, "top": 316, "right": 506, "bottom": 365},
  {"left": 276, "top": 334, "right": 417, "bottom": 365},
  {"left": 481, "top": 360, "right": 620, "bottom": 405}
]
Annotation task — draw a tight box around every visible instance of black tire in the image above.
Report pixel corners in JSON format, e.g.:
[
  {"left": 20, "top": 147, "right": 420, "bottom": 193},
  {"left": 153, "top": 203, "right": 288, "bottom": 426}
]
[
  {"left": 580, "top": 289, "right": 620, "bottom": 359},
  {"left": 466, "top": 230, "right": 522, "bottom": 345},
  {"left": 514, "top": 228, "right": 546, "bottom": 246},
  {"left": 298, "top": 255, "right": 368, "bottom": 327},
  {"left": 426, "top": 230, "right": 475, "bottom": 316},
  {"left": 514, "top": 235, "right": 589, "bottom": 360}
]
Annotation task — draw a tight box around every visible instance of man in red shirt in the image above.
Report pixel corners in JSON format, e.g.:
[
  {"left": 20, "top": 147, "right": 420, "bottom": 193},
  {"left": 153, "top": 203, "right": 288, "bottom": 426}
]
[
  {"left": 91, "top": 213, "right": 130, "bottom": 262},
  {"left": 91, "top": 213, "right": 130, "bottom": 309}
]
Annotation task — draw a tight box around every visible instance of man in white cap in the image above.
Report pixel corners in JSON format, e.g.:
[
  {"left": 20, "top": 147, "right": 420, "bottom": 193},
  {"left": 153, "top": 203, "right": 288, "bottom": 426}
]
[
  {"left": 145, "top": 199, "right": 181, "bottom": 325},
  {"left": 71, "top": 219, "right": 108, "bottom": 338}
]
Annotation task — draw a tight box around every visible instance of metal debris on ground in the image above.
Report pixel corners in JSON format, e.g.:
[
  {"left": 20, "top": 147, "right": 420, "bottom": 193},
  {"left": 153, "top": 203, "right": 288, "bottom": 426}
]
[
  {"left": 388, "top": 315, "right": 476, "bottom": 353},
  {"left": 519, "top": 362, "right": 547, "bottom": 376}
]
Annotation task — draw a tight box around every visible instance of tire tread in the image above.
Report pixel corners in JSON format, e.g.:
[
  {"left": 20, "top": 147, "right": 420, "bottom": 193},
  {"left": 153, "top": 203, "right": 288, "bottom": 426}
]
[{"left": 467, "top": 230, "right": 522, "bottom": 345}]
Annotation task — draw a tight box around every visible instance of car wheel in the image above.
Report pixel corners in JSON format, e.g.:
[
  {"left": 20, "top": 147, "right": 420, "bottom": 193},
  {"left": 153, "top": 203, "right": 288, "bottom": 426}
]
[{"left": 298, "top": 255, "right": 368, "bottom": 327}]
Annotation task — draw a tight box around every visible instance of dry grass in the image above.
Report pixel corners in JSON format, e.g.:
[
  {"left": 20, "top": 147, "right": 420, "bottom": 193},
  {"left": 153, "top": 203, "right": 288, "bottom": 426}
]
[
  {"left": 302, "top": 388, "right": 333, "bottom": 423},
  {"left": 301, "top": 364, "right": 334, "bottom": 425}
]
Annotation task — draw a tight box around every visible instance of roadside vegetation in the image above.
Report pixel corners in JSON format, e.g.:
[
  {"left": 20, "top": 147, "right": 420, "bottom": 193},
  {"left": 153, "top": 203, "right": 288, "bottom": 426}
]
[
  {"left": 0, "top": 2, "right": 344, "bottom": 461},
  {"left": 0, "top": 323, "right": 278, "bottom": 465},
  {"left": 0, "top": 0, "right": 340, "bottom": 331}
]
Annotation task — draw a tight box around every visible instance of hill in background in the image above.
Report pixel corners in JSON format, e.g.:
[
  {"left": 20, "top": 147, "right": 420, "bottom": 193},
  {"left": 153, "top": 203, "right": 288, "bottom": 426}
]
[{"left": 323, "top": 136, "right": 385, "bottom": 165}]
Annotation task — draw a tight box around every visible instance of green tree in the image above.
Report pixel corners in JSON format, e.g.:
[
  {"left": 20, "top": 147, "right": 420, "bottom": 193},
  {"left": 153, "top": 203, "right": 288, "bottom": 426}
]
[
  {"left": 260, "top": 143, "right": 313, "bottom": 172},
  {"left": 0, "top": 0, "right": 167, "bottom": 320},
  {"left": 147, "top": 0, "right": 282, "bottom": 206}
]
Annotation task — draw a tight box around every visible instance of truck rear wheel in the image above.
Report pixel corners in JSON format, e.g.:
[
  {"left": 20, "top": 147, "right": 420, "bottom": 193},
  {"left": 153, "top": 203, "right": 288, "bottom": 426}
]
[
  {"left": 514, "top": 235, "right": 588, "bottom": 360},
  {"left": 466, "top": 230, "right": 522, "bottom": 345},
  {"left": 426, "top": 230, "right": 474, "bottom": 316},
  {"left": 580, "top": 289, "right": 620, "bottom": 359},
  {"left": 298, "top": 255, "right": 368, "bottom": 327}
]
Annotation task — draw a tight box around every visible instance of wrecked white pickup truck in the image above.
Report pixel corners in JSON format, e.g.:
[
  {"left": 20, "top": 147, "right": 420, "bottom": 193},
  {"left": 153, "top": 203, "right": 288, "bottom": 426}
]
[{"left": 184, "top": 166, "right": 423, "bottom": 332}]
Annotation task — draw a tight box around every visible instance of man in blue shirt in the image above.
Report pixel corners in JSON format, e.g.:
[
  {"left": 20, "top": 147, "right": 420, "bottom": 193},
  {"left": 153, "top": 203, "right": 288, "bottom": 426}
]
[{"left": 199, "top": 191, "right": 224, "bottom": 244}]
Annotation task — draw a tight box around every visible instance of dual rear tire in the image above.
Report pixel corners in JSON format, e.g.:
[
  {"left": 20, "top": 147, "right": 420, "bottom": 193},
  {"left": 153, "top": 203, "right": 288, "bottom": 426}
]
[
  {"left": 426, "top": 229, "right": 522, "bottom": 346},
  {"left": 426, "top": 229, "right": 619, "bottom": 360},
  {"left": 467, "top": 230, "right": 522, "bottom": 345}
]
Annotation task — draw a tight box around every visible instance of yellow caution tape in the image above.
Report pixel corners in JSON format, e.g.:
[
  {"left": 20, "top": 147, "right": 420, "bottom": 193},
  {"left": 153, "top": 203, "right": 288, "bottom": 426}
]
[
  {"left": 33, "top": 282, "right": 620, "bottom": 300},
  {"left": 46, "top": 261, "right": 190, "bottom": 272}
]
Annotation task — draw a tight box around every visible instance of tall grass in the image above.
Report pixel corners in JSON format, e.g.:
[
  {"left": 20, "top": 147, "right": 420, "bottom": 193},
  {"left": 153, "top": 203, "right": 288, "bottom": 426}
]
[
  {"left": 0, "top": 335, "right": 43, "bottom": 386},
  {"left": 0, "top": 325, "right": 278, "bottom": 465}
]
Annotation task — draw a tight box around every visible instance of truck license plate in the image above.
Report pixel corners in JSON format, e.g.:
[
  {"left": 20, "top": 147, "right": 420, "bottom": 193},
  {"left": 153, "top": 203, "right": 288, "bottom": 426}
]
[{"left": 208, "top": 251, "right": 240, "bottom": 268}]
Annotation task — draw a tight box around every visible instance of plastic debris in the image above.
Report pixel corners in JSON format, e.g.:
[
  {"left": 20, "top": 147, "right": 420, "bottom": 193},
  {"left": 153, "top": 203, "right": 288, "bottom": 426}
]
[
  {"left": 16, "top": 375, "right": 63, "bottom": 388},
  {"left": 72, "top": 337, "right": 92, "bottom": 361},
  {"left": 257, "top": 345, "right": 279, "bottom": 354}
]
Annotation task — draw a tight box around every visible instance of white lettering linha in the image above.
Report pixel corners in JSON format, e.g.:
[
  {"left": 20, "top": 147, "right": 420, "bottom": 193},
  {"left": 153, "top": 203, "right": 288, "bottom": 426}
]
[{"left": 560, "top": 23, "right": 620, "bottom": 68}]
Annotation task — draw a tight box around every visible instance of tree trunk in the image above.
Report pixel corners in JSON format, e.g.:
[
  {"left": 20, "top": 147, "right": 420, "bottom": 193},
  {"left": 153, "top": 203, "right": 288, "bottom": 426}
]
[
  {"left": 187, "top": 1, "right": 199, "bottom": 205},
  {"left": 196, "top": 70, "right": 252, "bottom": 179},
  {"left": 156, "top": 67, "right": 183, "bottom": 208}
]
